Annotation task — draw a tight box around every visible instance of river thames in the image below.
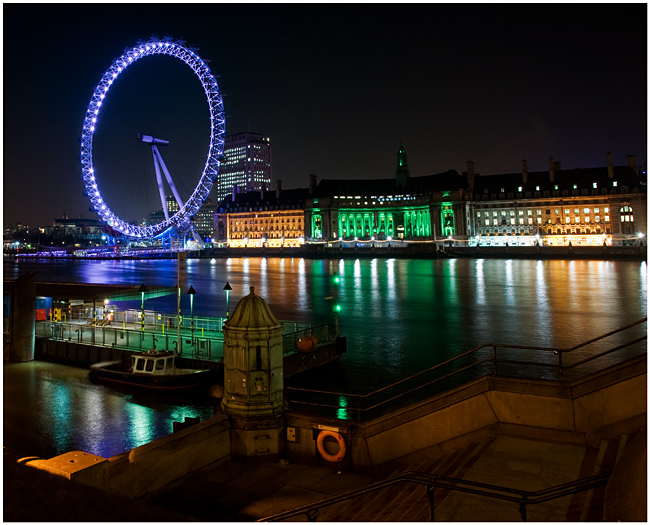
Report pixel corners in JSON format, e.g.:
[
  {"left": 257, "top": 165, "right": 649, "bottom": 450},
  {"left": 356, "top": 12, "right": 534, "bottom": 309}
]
[{"left": 3, "top": 256, "right": 647, "bottom": 458}]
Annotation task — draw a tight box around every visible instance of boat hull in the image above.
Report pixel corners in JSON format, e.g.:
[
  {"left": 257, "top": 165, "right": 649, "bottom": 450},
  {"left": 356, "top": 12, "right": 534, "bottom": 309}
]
[{"left": 89, "top": 361, "right": 215, "bottom": 392}]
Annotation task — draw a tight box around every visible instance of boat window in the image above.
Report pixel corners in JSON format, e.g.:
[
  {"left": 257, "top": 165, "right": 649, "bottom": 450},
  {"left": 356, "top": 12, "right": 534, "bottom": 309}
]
[
  {"left": 145, "top": 359, "right": 154, "bottom": 372},
  {"left": 155, "top": 359, "right": 165, "bottom": 370},
  {"left": 135, "top": 358, "right": 145, "bottom": 371},
  {"left": 166, "top": 357, "right": 174, "bottom": 369}
]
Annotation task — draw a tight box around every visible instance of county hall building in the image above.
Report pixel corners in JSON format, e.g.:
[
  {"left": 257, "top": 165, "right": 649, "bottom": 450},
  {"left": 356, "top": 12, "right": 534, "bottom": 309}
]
[{"left": 214, "top": 145, "right": 646, "bottom": 248}]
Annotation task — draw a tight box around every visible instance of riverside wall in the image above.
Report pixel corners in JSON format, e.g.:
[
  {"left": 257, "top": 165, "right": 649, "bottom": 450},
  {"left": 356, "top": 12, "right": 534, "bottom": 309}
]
[
  {"left": 201, "top": 244, "right": 647, "bottom": 260},
  {"left": 284, "top": 355, "right": 647, "bottom": 474}
]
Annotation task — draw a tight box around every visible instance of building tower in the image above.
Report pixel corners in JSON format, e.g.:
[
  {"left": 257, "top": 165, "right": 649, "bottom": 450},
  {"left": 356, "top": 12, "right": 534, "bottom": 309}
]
[
  {"left": 216, "top": 132, "right": 272, "bottom": 203},
  {"left": 220, "top": 286, "right": 284, "bottom": 458},
  {"left": 396, "top": 143, "right": 410, "bottom": 188}
]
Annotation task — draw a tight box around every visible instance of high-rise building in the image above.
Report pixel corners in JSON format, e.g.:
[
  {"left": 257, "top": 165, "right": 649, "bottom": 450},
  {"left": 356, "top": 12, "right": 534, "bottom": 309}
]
[{"left": 216, "top": 132, "right": 272, "bottom": 203}]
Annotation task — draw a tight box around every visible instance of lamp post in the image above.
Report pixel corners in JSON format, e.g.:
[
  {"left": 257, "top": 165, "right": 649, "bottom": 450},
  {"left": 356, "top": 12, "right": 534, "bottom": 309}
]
[
  {"left": 187, "top": 286, "right": 196, "bottom": 343},
  {"left": 223, "top": 282, "right": 232, "bottom": 319},
  {"left": 139, "top": 284, "right": 147, "bottom": 332}
]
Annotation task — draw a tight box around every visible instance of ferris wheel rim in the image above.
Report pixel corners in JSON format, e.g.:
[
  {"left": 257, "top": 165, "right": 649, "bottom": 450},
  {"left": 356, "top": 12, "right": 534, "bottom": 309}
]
[{"left": 80, "top": 37, "right": 225, "bottom": 239}]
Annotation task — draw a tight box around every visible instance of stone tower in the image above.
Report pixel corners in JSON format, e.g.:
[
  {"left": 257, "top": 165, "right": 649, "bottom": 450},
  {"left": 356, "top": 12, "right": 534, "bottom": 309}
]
[
  {"left": 396, "top": 142, "right": 410, "bottom": 188},
  {"left": 220, "top": 286, "right": 284, "bottom": 458}
]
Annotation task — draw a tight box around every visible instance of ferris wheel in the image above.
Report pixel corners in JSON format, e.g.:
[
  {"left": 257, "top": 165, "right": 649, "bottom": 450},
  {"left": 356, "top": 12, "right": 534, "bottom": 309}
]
[{"left": 80, "top": 36, "right": 225, "bottom": 239}]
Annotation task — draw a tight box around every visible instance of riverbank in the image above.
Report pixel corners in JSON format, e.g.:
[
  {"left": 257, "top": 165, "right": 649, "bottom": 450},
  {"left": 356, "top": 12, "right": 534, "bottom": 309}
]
[{"left": 9, "top": 243, "right": 646, "bottom": 261}]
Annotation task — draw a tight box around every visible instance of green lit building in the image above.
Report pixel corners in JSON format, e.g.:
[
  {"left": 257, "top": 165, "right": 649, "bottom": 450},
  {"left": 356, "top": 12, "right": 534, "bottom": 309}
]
[{"left": 304, "top": 145, "right": 470, "bottom": 243}]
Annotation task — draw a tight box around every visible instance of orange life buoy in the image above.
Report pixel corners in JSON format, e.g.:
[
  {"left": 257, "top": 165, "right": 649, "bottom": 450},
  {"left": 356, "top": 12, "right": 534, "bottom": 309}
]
[{"left": 316, "top": 430, "right": 346, "bottom": 462}]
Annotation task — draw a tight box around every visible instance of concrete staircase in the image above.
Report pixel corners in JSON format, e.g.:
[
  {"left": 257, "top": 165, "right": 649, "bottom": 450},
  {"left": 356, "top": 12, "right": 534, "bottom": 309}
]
[
  {"left": 566, "top": 432, "right": 638, "bottom": 522},
  {"left": 306, "top": 434, "right": 635, "bottom": 522},
  {"left": 315, "top": 439, "right": 493, "bottom": 522}
]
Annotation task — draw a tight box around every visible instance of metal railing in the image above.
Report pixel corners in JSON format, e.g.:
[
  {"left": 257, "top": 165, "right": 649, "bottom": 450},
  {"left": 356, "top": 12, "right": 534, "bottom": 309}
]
[
  {"left": 285, "top": 318, "right": 647, "bottom": 423},
  {"left": 36, "top": 309, "right": 332, "bottom": 362},
  {"left": 257, "top": 469, "right": 611, "bottom": 522}
]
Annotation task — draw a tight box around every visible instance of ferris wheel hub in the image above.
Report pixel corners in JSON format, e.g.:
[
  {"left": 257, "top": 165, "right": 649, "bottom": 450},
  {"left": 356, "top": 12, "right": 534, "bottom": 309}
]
[{"left": 137, "top": 133, "right": 169, "bottom": 145}]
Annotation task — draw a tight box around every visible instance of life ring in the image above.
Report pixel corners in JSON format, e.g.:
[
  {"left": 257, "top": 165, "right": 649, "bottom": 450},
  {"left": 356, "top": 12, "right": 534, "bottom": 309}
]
[{"left": 316, "top": 430, "right": 346, "bottom": 462}]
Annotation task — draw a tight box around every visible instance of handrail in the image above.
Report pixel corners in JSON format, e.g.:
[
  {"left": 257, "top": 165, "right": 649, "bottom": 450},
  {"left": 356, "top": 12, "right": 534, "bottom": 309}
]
[
  {"left": 257, "top": 470, "right": 612, "bottom": 522},
  {"left": 285, "top": 318, "right": 647, "bottom": 422}
]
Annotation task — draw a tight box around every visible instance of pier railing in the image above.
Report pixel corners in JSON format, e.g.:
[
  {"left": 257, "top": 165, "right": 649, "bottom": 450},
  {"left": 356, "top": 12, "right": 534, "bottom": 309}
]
[
  {"left": 36, "top": 310, "right": 331, "bottom": 361},
  {"left": 284, "top": 318, "right": 647, "bottom": 423}
]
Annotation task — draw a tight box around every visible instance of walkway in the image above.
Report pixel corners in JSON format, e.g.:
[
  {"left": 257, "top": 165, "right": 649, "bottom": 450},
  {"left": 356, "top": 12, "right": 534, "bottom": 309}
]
[{"left": 146, "top": 432, "right": 632, "bottom": 521}]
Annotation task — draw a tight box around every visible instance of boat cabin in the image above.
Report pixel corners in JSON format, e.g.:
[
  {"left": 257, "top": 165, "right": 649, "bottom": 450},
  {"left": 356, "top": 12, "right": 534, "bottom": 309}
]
[{"left": 132, "top": 351, "right": 176, "bottom": 375}]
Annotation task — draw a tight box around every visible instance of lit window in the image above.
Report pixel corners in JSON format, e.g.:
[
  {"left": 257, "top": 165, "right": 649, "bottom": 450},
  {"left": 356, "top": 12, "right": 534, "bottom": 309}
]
[
  {"left": 565, "top": 217, "right": 570, "bottom": 224},
  {"left": 510, "top": 218, "right": 516, "bottom": 225},
  {"left": 519, "top": 218, "right": 524, "bottom": 225},
  {"left": 584, "top": 208, "right": 590, "bottom": 214},
  {"left": 573, "top": 184, "right": 578, "bottom": 190},
  {"left": 527, "top": 210, "right": 532, "bottom": 216},
  {"left": 501, "top": 188, "right": 505, "bottom": 193},
  {"left": 493, "top": 219, "right": 498, "bottom": 226},
  {"left": 604, "top": 207, "right": 609, "bottom": 213},
  {"left": 477, "top": 212, "right": 481, "bottom": 217},
  {"left": 595, "top": 216, "right": 600, "bottom": 223},
  {"left": 605, "top": 216, "right": 610, "bottom": 222},
  {"left": 535, "top": 186, "right": 540, "bottom": 191},
  {"left": 518, "top": 186, "right": 523, "bottom": 192},
  {"left": 485, "top": 219, "right": 490, "bottom": 226},
  {"left": 593, "top": 182, "right": 598, "bottom": 189},
  {"left": 554, "top": 185, "right": 559, "bottom": 190},
  {"left": 537, "top": 210, "right": 542, "bottom": 215},
  {"left": 613, "top": 181, "right": 618, "bottom": 187},
  {"left": 518, "top": 210, "right": 524, "bottom": 216},
  {"left": 528, "top": 218, "right": 533, "bottom": 225},
  {"left": 594, "top": 208, "right": 599, "bottom": 213},
  {"left": 537, "top": 218, "right": 542, "bottom": 224},
  {"left": 585, "top": 216, "right": 590, "bottom": 223}
]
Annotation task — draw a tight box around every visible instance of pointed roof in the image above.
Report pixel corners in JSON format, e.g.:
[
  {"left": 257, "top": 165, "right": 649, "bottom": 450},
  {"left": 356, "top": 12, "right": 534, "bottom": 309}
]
[{"left": 225, "top": 286, "right": 281, "bottom": 329}]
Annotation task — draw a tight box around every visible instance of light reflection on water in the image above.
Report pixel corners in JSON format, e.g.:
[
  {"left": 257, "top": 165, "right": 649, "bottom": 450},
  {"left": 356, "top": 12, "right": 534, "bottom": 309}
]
[
  {"left": 3, "top": 361, "right": 214, "bottom": 459},
  {"left": 4, "top": 257, "right": 647, "bottom": 452}
]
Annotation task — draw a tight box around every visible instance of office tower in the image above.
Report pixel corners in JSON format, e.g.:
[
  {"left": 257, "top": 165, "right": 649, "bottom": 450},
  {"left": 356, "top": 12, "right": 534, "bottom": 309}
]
[{"left": 216, "top": 132, "right": 272, "bottom": 203}]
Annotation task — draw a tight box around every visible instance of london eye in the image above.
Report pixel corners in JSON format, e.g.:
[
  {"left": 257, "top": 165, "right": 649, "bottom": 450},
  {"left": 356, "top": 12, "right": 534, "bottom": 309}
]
[{"left": 79, "top": 36, "right": 225, "bottom": 241}]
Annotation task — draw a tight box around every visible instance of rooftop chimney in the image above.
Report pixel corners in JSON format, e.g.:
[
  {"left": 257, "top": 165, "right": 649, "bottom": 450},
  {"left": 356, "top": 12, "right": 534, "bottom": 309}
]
[
  {"left": 521, "top": 159, "right": 528, "bottom": 184},
  {"left": 309, "top": 174, "right": 317, "bottom": 195},
  {"left": 548, "top": 157, "right": 555, "bottom": 182},
  {"left": 276, "top": 179, "right": 282, "bottom": 199},
  {"left": 607, "top": 152, "right": 614, "bottom": 178},
  {"left": 627, "top": 154, "right": 638, "bottom": 175}
]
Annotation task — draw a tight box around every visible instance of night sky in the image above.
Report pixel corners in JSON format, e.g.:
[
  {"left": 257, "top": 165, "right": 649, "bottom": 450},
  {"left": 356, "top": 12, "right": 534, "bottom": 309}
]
[{"left": 3, "top": 3, "right": 647, "bottom": 228}]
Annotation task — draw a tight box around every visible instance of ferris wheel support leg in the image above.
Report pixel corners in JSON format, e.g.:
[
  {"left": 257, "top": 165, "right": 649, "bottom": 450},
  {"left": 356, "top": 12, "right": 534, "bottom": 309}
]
[
  {"left": 152, "top": 147, "right": 169, "bottom": 221},
  {"left": 153, "top": 145, "right": 184, "bottom": 209}
]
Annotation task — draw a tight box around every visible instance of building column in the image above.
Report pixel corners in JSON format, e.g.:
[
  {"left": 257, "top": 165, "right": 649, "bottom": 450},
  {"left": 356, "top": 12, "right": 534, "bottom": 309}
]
[{"left": 9, "top": 271, "right": 36, "bottom": 362}]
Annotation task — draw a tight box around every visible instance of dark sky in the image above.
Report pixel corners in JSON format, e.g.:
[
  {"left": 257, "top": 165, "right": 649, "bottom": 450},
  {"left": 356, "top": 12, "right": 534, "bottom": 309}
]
[{"left": 3, "top": 3, "right": 647, "bottom": 228}]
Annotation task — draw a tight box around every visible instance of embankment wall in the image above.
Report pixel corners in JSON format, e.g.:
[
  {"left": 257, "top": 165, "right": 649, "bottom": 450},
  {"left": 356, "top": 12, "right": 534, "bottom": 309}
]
[{"left": 284, "top": 355, "right": 646, "bottom": 473}]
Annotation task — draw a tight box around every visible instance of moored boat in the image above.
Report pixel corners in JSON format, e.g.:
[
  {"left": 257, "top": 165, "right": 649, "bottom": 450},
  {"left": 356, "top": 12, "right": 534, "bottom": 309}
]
[{"left": 89, "top": 350, "right": 215, "bottom": 392}]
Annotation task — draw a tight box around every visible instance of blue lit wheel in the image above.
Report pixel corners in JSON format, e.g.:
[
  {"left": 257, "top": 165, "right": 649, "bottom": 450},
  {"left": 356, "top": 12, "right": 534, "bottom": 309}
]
[{"left": 80, "top": 37, "right": 225, "bottom": 239}]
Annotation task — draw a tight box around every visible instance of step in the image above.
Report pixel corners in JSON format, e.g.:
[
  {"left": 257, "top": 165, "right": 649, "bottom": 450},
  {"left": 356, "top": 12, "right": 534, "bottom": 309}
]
[{"left": 566, "top": 433, "right": 630, "bottom": 521}]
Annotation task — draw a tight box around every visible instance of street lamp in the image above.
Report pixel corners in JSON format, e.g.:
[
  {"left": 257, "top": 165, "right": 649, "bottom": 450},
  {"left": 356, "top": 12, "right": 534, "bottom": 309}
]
[
  {"left": 187, "top": 286, "right": 196, "bottom": 342},
  {"left": 139, "top": 284, "right": 147, "bottom": 332},
  {"left": 223, "top": 282, "right": 232, "bottom": 319}
]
